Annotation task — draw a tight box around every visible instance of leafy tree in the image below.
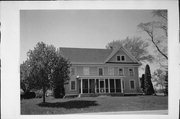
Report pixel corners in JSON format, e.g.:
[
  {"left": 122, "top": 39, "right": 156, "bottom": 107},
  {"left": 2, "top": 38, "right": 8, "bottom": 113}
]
[
  {"left": 51, "top": 50, "right": 70, "bottom": 98},
  {"left": 152, "top": 69, "right": 168, "bottom": 95},
  {"left": 144, "top": 64, "right": 155, "bottom": 95},
  {"left": 21, "top": 42, "right": 70, "bottom": 103},
  {"left": 20, "top": 60, "right": 31, "bottom": 93},
  {"left": 152, "top": 69, "right": 166, "bottom": 91},
  {"left": 106, "top": 37, "right": 154, "bottom": 63}
]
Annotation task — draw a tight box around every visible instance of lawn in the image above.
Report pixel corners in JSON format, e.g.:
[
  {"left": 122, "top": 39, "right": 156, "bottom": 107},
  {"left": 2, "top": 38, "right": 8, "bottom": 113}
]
[{"left": 21, "top": 95, "right": 168, "bottom": 114}]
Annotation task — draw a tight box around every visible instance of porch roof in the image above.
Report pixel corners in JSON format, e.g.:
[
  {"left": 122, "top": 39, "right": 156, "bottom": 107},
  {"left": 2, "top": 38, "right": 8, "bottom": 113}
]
[{"left": 76, "top": 75, "right": 126, "bottom": 79}]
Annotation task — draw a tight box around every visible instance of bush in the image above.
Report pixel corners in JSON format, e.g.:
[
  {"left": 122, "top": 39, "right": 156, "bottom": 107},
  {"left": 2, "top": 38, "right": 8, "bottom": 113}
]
[{"left": 21, "top": 91, "right": 36, "bottom": 99}]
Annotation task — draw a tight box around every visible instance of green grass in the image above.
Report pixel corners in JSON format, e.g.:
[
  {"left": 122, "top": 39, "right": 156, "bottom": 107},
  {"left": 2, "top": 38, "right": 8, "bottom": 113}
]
[{"left": 21, "top": 95, "right": 168, "bottom": 114}]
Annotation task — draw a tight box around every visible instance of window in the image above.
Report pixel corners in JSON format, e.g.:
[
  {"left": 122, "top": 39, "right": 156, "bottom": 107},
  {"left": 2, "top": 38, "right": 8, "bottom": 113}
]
[
  {"left": 83, "top": 67, "right": 89, "bottom": 75},
  {"left": 130, "top": 80, "right": 135, "bottom": 89},
  {"left": 129, "top": 68, "right": 134, "bottom": 76},
  {"left": 71, "top": 81, "right": 76, "bottom": 90},
  {"left": 117, "top": 56, "right": 121, "bottom": 61},
  {"left": 108, "top": 67, "right": 114, "bottom": 75},
  {"left": 121, "top": 56, "right": 125, "bottom": 61},
  {"left": 98, "top": 68, "right": 103, "bottom": 76},
  {"left": 71, "top": 67, "right": 75, "bottom": 75},
  {"left": 119, "top": 68, "right": 124, "bottom": 76},
  {"left": 117, "top": 55, "right": 125, "bottom": 61}
]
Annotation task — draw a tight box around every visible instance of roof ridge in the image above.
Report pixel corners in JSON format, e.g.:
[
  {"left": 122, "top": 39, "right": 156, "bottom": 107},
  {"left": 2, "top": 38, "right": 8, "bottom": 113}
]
[{"left": 60, "top": 47, "right": 112, "bottom": 50}]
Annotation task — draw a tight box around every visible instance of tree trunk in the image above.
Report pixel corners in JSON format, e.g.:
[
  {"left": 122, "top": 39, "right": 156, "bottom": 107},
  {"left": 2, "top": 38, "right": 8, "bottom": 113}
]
[{"left": 43, "top": 85, "right": 46, "bottom": 103}]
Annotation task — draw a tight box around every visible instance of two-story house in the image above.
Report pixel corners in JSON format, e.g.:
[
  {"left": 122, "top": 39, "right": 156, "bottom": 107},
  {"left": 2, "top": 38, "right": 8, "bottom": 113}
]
[{"left": 60, "top": 47, "right": 141, "bottom": 97}]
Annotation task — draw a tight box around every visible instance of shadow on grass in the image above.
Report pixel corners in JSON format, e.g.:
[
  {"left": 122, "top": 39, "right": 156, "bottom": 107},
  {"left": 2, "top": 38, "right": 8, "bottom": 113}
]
[{"left": 37, "top": 100, "right": 99, "bottom": 109}]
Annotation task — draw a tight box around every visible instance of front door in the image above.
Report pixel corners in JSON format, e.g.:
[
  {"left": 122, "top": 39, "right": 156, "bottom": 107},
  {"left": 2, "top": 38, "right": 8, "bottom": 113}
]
[{"left": 100, "top": 80, "right": 105, "bottom": 93}]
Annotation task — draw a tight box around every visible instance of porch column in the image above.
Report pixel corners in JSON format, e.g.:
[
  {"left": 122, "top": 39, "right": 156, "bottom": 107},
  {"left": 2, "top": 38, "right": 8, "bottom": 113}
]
[
  {"left": 104, "top": 79, "right": 106, "bottom": 93},
  {"left": 81, "top": 79, "right": 83, "bottom": 94},
  {"left": 108, "top": 79, "right": 110, "bottom": 93},
  {"left": 114, "top": 79, "right": 116, "bottom": 93},
  {"left": 99, "top": 79, "right": 100, "bottom": 93},
  {"left": 95, "top": 79, "right": 97, "bottom": 93},
  {"left": 121, "top": 79, "right": 123, "bottom": 93},
  {"left": 88, "top": 79, "right": 90, "bottom": 93}
]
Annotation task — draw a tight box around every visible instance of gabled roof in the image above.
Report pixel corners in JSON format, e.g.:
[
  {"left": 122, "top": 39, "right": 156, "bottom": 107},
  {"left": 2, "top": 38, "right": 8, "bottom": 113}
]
[
  {"left": 104, "top": 46, "right": 140, "bottom": 64},
  {"left": 60, "top": 47, "right": 141, "bottom": 65},
  {"left": 60, "top": 47, "right": 112, "bottom": 64}
]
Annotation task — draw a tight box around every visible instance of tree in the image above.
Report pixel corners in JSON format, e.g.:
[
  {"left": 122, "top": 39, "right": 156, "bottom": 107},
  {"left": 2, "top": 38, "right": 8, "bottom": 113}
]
[
  {"left": 140, "top": 74, "right": 145, "bottom": 93},
  {"left": 20, "top": 60, "right": 31, "bottom": 93},
  {"left": 51, "top": 50, "right": 70, "bottom": 98},
  {"left": 21, "top": 42, "right": 70, "bottom": 103},
  {"left": 138, "top": 10, "right": 168, "bottom": 95},
  {"left": 106, "top": 37, "right": 154, "bottom": 63},
  {"left": 152, "top": 69, "right": 166, "bottom": 90},
  {"left": 164, "top": 71, "right": 168, "bottom": 96},
  {"left": 152, "top": 69, "right": 168, "bottom": 95},
  {"left": 144, "top": 64, "right": 155, "bottom": 95},
  {"left": 138, "top": 10, "right": 168, "bottom": 60}
]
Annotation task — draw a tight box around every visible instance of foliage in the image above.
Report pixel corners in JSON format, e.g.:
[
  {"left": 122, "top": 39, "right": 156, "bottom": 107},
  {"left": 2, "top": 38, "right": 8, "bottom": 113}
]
[
  {"left": 140, "top": 74, "right": 145, "bottom": 93},
  {"left": 152, "top": 69, "right": 168, "bottom": 95},
  {"left": 152, "top": 69, "right": 166, "bottom": 89},
  {"left": 20, "top": 42, "right": 70, "bottom": 103},
  {"left": 51, "top": 49, "right": 70, "bottom": 98},
  {"left": 106, "top": 37, "right": 154, "bottom": 63},
  {"left": 164, "top": 71, "right": 168, "bottom": 96},
  {"left": 54, "top": 84, "right": 65, "bottom": 98},
  {"left": 20, "top": 61, "right": 31, "bottom": 92},
  {"left": 144, "top": 64, "right": 155, "bottom": 95}
]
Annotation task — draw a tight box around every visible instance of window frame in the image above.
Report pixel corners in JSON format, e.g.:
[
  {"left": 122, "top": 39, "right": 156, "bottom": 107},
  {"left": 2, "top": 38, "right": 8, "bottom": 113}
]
[
  {"left": 118, "top": 67, "right": 124, "bottom": 76},
  {"left": 128, "top": 68, "right": 134, "bottom": 76},
  {"left": 129, "top": 80, "right": 135, "bottom": 90},
  {"left": 117, "top": 55, "right": 121, "bottom": 61},
  {"left": 121, "top": 55, "right": 126, "bottom": 61},
  {"left": 98, "top": 67, "right": 104, "bottom": 76},
  {"left": 116, "top": 55, "right": 126, "bottom": 62},
  {"left": 70, "top": 80, "right": 76, "bottom": 91}
]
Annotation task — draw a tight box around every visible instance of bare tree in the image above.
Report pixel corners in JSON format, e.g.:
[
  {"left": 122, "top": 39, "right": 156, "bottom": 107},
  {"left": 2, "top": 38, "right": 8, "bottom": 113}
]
[
  {"left": 106, "top": 37, "right": 154, "bottom": 63},
  {"left": 138, "top": 10, "right": 168, "bottom": 60}
]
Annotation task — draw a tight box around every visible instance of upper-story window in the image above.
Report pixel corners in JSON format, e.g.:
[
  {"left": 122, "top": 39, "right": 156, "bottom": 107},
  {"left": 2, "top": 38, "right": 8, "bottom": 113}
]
[
  {"left": 108, "top": 67, "right": 114, "bottom": 76},
  {"left": 117, "top": 56, "right": 121, "bottom": 61},
  {"left": 71, "top": 67, "right": 75, "bottom": 75},
  {"left": 83, "top": 67, "right": 89, "bottom": 75},
  {"left": 129, "top": 68, "right": 134, "bottom": 76},
  {"left": 119, "top": 68, "right": 124, "bottom": 76},
  {"left": 117, "top": 55, "right": 125, "bottom": 61},
  {"left": 98, "top": 68, "right": 103, "bottom": 76},
  {"left": 121, "top": 55, "right": 125, "bottom": 61}
]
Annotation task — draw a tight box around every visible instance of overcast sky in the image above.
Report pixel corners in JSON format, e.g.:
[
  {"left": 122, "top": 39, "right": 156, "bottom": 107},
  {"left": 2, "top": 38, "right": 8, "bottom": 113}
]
[{"left": 20, "top": 10, "right": 155, "bottom": 63}]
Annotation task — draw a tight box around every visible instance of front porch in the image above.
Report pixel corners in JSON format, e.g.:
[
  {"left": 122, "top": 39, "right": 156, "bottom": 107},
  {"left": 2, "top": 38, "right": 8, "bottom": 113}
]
[{"left": 77, "top": 76, "right": 124, "bottom": 97}]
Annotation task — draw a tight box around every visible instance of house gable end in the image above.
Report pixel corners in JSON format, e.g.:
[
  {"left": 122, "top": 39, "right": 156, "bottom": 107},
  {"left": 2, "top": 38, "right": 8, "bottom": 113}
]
[{"left": 105, "top": 47, "right": 140, "bottom": 64}]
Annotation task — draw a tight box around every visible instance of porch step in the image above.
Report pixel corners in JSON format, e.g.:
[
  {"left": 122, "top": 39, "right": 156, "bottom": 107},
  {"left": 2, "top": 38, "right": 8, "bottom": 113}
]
[
  {"left": 63, "top": 94, "right": 79, "bottom": 99},
  {"left": 79, "top": 93, "right": 124, "bottom": 97}
]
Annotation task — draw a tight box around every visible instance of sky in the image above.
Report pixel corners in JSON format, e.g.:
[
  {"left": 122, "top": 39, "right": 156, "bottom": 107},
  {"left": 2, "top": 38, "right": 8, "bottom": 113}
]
[{"left": 20, "top": 10, "right": 155, "bottom": 63}]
